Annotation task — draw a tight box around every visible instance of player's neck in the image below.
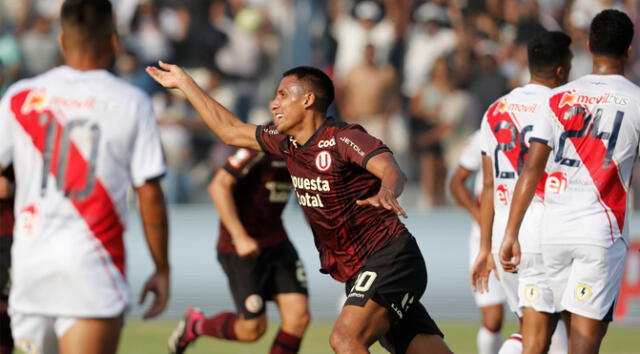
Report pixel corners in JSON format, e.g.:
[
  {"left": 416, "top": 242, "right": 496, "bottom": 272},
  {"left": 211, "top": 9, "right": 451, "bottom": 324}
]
[
  {"left": 591, "top": 56, "right": 625, "bottom": 76},
  {"left": 63, "top": 50, "right": 112, "bottom": 72},
  {"left": 529, "top": 77, "right": 556, "bottom": 89},
  {"left": 290, "top": 112, "right": 326, "bottom": 146}
]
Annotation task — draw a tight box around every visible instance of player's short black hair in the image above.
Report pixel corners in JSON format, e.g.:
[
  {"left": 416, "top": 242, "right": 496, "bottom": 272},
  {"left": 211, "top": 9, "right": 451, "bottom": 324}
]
[
  {"left": 61, "top": 0, "right": 114, "bottom": 47},
  {"left": 528, "top": 30, "right": 572, "bottom": 78},
  {"left": 282, "top": 66, "right": 335, "bottom": 113},
  {"left": 589, "top": 9, "right": 634, "bottom": 59}
]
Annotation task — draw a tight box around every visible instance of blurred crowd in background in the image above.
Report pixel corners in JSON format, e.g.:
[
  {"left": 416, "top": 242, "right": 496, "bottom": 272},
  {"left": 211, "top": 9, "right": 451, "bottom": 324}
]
[{"left": 1, "top": 0, "right": 640, "bottom": 207}]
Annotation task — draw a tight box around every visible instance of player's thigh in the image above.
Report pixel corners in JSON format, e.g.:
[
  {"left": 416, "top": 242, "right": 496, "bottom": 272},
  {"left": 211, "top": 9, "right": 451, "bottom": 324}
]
[
  {"left": 406, "top": 333, "right": 452, "bottom": 354},
  {"left": 218, "top": 251, "right": 266, "bottom": 319},
  {"left": 10, "top": 312, "right": 58, "bottom": 354},
  {"left": 561, "top": 240, "right": 626, "bottom": 321},
  {"left": 332, "top": 299, "right": 391, "bottom": 348},
  {"left": 58, "top": 315, "right": 123, "bottom": 354}
]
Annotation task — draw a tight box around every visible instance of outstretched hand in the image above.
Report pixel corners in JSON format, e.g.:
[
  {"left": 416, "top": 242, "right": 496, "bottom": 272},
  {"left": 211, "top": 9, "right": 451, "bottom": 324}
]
[
  {"left": 139, "top": 269, "right": 169, "bottom": 320},
  {"left": 234, "top": 235, "right": 260, "bottom": 258},
  {"left": 145, "top": 61, "right": 190, "bottom": 90},
  {"left": 356, "top": 187, "right": 407, "bottom": 218}
]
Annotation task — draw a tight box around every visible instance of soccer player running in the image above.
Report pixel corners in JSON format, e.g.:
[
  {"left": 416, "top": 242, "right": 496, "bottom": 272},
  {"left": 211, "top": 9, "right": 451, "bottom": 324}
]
[
  {"left": 450, "top": 130, "right": 506, "bottom": 354},
  {"left": 168, "top": 148, "right": 310, "bottom": 353},
  {"left": 499, "top": 9, "right": 636, "bottom": 354},
  {"left": 0, "top": 1, "right": 170, "bottom": 353},
  {"left": 471, "top": 31, "right": 572, "bottom": 354},
  {"left": 147, "top": 65, "right": 452, "bottom": 352}
]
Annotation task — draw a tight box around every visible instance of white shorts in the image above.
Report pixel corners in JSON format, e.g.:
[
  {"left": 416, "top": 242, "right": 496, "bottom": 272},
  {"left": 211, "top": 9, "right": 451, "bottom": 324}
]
[
  {"left": 10, "top": 312, "right": 76, "bottom": 354},
  {"left": 518, "top": 253, "right": 556, "bottom": 313},
  {"left": 469, "top": 232, "right": 506, "bottom": 307},
  {"left": 494, "top": 253, "right": 523, "bottom": 317},
  {"left": 541, "top": 239, "right": 627, "bottom": 321}
]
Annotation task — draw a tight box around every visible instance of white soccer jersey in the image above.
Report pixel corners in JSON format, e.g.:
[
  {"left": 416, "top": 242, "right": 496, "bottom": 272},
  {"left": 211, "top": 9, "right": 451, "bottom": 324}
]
[
  {"left": 458, "top": 130, "right": 483, "bottom": 241},
  {"left": 480, "top": 83, "right": 549, "bottom": 253},
  {"left": 532, "top": 74, "right": 640, "bottom": 248},
  {"left": 0, "top": 66, "right": 166, "bottom": 317}
]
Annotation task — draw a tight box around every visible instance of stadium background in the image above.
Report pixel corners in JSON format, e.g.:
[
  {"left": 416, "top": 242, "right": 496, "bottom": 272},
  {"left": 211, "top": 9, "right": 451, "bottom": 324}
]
[{"left": 1, "top": 0, "right": 639, "bottom": 352}]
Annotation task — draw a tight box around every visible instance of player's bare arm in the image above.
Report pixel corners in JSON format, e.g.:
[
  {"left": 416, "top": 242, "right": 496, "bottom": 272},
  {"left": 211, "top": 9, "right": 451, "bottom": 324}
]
[
  {"left": 0, "top": 176, "right": 12, "bottom": 199},
  {"left": 356, "top": 152, "right": 408, "bottom": 218},
  {"left": 208, "top": 169, "right": 260, "bottom": 258},
  {"left": 136, "top": 179, "right": 170, "bottom": 320},
  {"left": 499, "top": 142, "right": 551, "bottom": 273},
  {"left": 449, "top": 166, "right": 481, "bottom": 224},
  {"left": 146, "top": 61, "right": 261, "bottom": 151},
  {"left": 471, "top": 155, "right": 498, "bottom": 293}
]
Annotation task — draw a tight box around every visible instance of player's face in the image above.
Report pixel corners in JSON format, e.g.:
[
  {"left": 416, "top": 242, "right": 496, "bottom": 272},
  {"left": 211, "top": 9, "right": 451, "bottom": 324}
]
[{"left": 270, "top": 76, "right": 308, "bottom": 134}]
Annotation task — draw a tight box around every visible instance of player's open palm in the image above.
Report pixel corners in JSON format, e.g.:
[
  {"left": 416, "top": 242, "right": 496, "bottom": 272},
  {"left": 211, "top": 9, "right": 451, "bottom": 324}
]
[
  {"left": 499, "top": 235, "right": 520, "bottom": 274},
  {"left": 356, "top": 187, "right": 408, "bottom": 218},
  {"left": 471, "top": 252, "right": 498, "bottom": 294},
  {"left": 146, "top": 61, "right": 189, "bottom": 89},
  {"left": 234, "top": 236, "right": 260, "bottom": 258},
  {"left": 139, "top": 269, "right": 169, "bottom": 320}
]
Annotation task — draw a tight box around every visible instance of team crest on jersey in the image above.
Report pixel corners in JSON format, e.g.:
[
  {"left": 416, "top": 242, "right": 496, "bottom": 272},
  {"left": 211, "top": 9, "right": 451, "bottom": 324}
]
[
  {"left": 575, "top": 285, "right": 592, "bottom": 301},
  {"left": 315, "top": 151, "right": 332, "bottom": 171},
  {"left": 496, "top": 184, "right": 509, "bottom": 206},
  {"left": 546, "top": 172, "right": 567, "bottom": 194},
  {"left": 524, "top": 286, "right": 540, "bottom": 302},
  {"left": 17, "top": 338, "right": 40, "bottom": 354},
  {"left": 244, "top": 294, "right": 264, "bottom": 313}
]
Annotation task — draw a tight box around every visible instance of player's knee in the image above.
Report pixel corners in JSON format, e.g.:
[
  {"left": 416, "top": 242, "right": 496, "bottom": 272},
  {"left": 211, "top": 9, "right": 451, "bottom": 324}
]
[
  {"left": 482, "top": 317, "right": 502, "bottom": 333},
  {"left": 329, "top": 326, "right": 362, "bottom": 353},
  {"left": 236, "top": 317, "right": 267, "bottom": 342}
]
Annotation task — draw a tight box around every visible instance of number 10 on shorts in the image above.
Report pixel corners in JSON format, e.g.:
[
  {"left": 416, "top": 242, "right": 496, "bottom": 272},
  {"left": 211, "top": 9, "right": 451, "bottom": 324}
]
[{"left": 351, "top": 271, "right": 377, "bottom": 293}]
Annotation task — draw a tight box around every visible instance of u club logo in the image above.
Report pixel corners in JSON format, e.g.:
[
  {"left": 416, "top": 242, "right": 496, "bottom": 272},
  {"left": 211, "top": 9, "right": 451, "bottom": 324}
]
[{"left": 315, "top": 151, "right": 332, "bottom": 171}]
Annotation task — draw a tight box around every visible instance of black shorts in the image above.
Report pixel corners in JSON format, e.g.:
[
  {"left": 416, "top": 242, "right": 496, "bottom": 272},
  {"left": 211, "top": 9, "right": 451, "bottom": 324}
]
[
  {"left": 218, "top": 240, "right": 308, "bottom": 319},
  {"left": 344, "top": 233, "right": 443, "bottom": 354},
  {"left": 0, "top": 236, "right": 11, "bottom": 302}
]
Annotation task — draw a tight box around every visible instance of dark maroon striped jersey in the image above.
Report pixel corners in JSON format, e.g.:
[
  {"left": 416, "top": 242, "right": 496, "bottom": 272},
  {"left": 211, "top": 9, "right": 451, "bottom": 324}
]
[
  {"left": 217, "top": 148, "right": 293, "bottom": 253},
  {"left": 0, "top": 166, "right": 14, "bottom": 237},
  {"left": 256, "top": 118, "right": 409, "bottom": 282}
]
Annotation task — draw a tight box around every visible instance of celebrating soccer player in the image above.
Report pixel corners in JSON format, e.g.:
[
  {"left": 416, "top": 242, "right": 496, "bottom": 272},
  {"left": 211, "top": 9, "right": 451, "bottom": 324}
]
[
  {"left": 471, "top": 30, "right": 573, "bottom": 354},
  {"left": 499, "top": 9, "right": 636, "bottom": 354},
  {"left": 168, "top": 147, "right": 310, "bottom": 353},
  {"left": 147, "top": 61, "right": 452, "bottom": 352},
  {"left": 0, "top": 1, "right": 170, "bottom": 353}
]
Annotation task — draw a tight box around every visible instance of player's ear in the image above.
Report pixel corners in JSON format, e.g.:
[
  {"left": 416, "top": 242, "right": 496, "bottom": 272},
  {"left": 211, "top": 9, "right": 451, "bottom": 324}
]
[
  {"left": 58, "top": 33, "right": 65, "bottom": 53},
  {"left": 110, "top": 33, "right": 121, "bottom": 55},
  {"left": 303, "top": 91, "right": 316, "bottom": 110}
]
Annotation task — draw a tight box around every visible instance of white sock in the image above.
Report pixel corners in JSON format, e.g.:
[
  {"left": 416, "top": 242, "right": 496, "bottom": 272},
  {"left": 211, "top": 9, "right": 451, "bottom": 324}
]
[
  {"left": 498, "top": 333, "right": 523, "bottom": 354},
  {"left": 548, "top": 320, "right": 568, "bottom": 354},
  {"left": 477, "top": 326, "right": 502, "bottom": 354}
]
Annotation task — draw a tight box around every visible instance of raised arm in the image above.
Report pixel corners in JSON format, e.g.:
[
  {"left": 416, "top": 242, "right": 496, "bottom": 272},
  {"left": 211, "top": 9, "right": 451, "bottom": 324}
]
[
  {"left": 135, "top": 179, "right": 170, "bottom": 319},
  {"left": 499, "top": 142, "right": 551, "bottom": 272},
  {"left": 356, "top": 152, "right": 408, "bottom": 218},
  {"left": 449, "top": 165, "right": 480, "bottom": 224},
  {"left": 146, "top": 61, "right": 261, "bottom": 151},
  {"left": 208, "top": 169, "right": 259, "bottom": 258}
]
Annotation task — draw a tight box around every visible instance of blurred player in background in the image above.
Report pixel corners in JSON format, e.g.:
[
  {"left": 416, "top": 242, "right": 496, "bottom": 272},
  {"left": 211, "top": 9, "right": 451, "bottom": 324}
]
[
  {"left": 0, "top": 1, "right": 169, "bottom": 353},
  {"left": 147, "top": 61, "right": 452, "bottom": 353},
  {"left": 0, "top": 167, "right": 14, "bottom": 354},
  {"left": 472, "top": 31, "right": 572, "bottom": 354},
  {"left": 500, "top": 9, "right": 636, "bottom": 354},
  {"left": 450, "top": 131, "right": 505, "bottom": 354},
  {"left": 169, "top": 147, "right": 310, "bottom": 354}
]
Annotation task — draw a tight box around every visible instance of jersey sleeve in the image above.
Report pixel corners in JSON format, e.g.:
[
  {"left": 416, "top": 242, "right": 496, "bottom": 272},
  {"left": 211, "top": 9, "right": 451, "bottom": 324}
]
[
  {"left": 479, "top": 114, "right": 491, "bottom": 156},
  {"left": 255, "top": 125, "right": 287, "bottom": 158},
  {"left": 223, "top": 148, "right": 264, "bottom": 178},
  {"left": 336, "top": 124, "right": 391, "bottom": 168},
  {"left": 458, "top": 130, "right": 482, "bottom": 172},
  {"left": 0, "top": 90, "right": 14, "bottom": 169},
  {"left": 130, "top": 95, "right": 167, "bottom": 187},
  {"left": 530, "top": 103, "right": 555, "bottom": 149}
]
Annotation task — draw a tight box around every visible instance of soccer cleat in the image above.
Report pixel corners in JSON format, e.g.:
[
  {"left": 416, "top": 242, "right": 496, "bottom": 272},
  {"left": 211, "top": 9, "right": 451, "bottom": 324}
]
[{"left": 168, "top": 307, "right": 204, "bottom": 354}]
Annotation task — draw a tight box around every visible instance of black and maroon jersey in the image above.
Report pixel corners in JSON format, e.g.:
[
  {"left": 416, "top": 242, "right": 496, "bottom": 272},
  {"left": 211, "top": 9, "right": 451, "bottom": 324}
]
[
  {"left": 256, "top": 118, "right": 409, "bottom": 282},
  {"left": 0, "top": 166, "right": 14, "bottom": 237},
  {"left": 217, "top": 148, "right": 293, "bottom": 253}
]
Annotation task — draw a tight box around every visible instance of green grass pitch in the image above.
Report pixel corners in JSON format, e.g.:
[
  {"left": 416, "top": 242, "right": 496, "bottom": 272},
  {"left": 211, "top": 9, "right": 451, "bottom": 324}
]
[{"left": 119, "top": 320, "right": 639, "bottom": 353}]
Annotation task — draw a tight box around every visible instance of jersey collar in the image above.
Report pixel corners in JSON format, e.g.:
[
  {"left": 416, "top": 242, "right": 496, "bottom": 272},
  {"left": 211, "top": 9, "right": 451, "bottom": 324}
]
[{"left": 298, "top": 117, "right": 336, "bottom": 150}]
